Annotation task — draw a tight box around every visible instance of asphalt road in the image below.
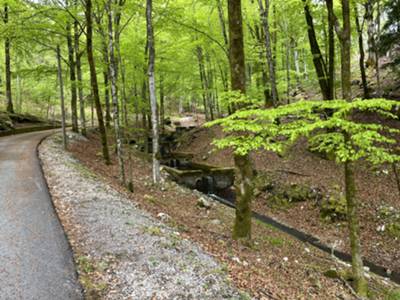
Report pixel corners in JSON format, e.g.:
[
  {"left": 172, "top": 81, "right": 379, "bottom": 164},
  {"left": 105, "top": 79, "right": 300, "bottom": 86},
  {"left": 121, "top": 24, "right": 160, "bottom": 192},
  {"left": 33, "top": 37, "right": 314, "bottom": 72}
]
[{"left": 0, "top": 131, "right": 82, "bottom": 299}]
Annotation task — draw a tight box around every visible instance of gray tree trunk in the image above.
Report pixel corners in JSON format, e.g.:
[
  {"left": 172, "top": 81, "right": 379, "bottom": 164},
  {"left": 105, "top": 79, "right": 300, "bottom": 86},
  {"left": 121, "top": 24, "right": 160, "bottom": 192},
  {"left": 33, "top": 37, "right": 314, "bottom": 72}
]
[
  {"left": 146, "top": 0, "right": 161, "bottom": 184},
  {"left": 56, "top": 45, "right": 67, "bottom": 150},
  {"left": 107, "top": 0, "right": 126, "bottom": 185}
]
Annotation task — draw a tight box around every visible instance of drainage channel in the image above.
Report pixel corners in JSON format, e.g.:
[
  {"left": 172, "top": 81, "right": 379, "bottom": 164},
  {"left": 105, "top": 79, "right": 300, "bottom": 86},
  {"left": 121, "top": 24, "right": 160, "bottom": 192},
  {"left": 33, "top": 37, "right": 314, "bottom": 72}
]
[{"left": 207, "top": 193, "right": 400, "bottom": 285}]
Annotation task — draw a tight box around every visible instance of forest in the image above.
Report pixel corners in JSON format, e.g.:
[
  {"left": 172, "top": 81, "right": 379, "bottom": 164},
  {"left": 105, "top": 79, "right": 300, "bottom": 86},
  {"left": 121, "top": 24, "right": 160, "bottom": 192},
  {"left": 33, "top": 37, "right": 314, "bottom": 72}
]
[{"left": 0, "top": 0, "right": 399, "bottom": 299}]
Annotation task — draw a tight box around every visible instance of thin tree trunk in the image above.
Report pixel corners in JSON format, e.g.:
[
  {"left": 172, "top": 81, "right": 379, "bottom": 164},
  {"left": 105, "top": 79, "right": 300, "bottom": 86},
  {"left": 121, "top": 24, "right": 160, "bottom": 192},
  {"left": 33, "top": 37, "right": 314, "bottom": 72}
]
[
  {"left": 340, "top": 0, "right": 352, "bottom": 100},
  {"left": 326, "top": 0, "right": 335, "bottom": 100},
  {"left": 107, "top": 0, "right": 126, "bottom": 185},
  {"left": 146, "top": 0, "right": 161, "bottom": 184},
  {"left": 393, "top": 163, "right": 400, "bottom": 198},
  {"left": 67, "top": 23, "right": 79, "bottom": 132},
  {"left": 344, "top": 158, "right": 368, "bottom": 296},
  {"left": 286, "top": 36, "right": 291, "bottom": 103},
  {"left": 196, "top": 46, "right": 210, "bottom": 121},
  {"left": 303, "top": 0, "right": 330, "bottom": 100},
  {"left": 227, "top": 0, "right": 254, "bottom": 240},
  {"left": 56, "top": 45, "right": 67, "bottom": 150},
  {"left": 375, "top": 0, "right": 381, "bottom": 96},
  {"left": 85, "top": 0, "right": 110, "bottom": 164},
  {"left": 160, "top": 73, "right": 165, "bottom": 132},
  {"left": 4, "top": 4, "right": 13, "bottom": 113},
  {"left": 74, "top": 17, "right": 86, "bottom": 136},
  {"left": 354, "top": 5, "right": 370, "bottom": 99},
  {"left": 257, "top": 0, "right": 279, "bottom": 106}
]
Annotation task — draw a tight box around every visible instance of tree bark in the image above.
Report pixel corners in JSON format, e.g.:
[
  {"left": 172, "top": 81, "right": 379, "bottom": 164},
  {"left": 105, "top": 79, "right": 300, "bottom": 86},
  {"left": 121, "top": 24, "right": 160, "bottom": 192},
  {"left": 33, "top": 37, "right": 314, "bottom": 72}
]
[
  {"left": 67, "top": 23, "right": 79, "bottom": 132},
  {"left": 303, "top": 0, "right": 330, "bottom": 100},
  {"left": 196, "top": 46, "right": 210, "bottom": 121},
  {"left": 344, "top": 158, "right": 368, "bottom": 296},
  {"left": 228, "top": 0, "right": 246, "bottom": 98},
  {"left": 4, "top": 4, "right": 14, "bottom": 113},
  {"left": 340, "top": 0, "right": 352, "bottom": 100},
  {"left": 56, "top": 45, "right": 67, "bottom": 150},
  {"left": 326, "top": 0, "right": 335, "bottom": 100},
  {"left": 354, "top": 5, "right": 370, "bottom": 99},
  {"left": 107, "top": 0, "right": 126, "bottom": 185},
  {"left": 227, "top": 0, "right": 254, "bottom": 240},
  {"left": 85, "top": 0, "right": 110, "bottom": 164},
  {"left": 74, "top": 17, "right": 86, "bottom": 136},
  {"left": 146, "top": 0, "right": 161, "bottom": 184},
  {"left": 257, "top": 0, "right": 279, "bottom": 106}
]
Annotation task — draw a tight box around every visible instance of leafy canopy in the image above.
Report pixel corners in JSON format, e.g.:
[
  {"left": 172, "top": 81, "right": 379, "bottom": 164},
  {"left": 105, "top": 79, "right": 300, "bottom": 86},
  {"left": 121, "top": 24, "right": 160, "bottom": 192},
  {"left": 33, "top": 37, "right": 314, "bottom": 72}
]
[{"left": 206, "top": 98, "right": 400, "bottom": 165}]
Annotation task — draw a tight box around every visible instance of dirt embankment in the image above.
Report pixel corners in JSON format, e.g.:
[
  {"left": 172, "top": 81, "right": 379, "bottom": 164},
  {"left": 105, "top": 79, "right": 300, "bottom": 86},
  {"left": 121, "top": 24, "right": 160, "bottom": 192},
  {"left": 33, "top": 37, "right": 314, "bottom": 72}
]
[{"left": 176, "top": 124, "right": 400, "bottom": 277}]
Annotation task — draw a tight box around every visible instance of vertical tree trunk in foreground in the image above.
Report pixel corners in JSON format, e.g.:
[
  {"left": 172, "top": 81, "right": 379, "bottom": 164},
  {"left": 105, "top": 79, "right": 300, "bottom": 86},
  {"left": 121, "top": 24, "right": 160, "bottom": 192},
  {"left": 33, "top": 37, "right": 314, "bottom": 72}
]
[
  {"left": 85, "top": 0, "right": 110, "bottom": 165},
  {"left": 227, "top": 0, "right": 254, "bottom": 240},
  {"left": 4, "top": 4, "right": 14, "bottom": 113},
  {"left": 344, "top": 157, "right": 368, "bottom": 296},
  {"left": 56, "top": 45, "right": 67, "bottom": 150},
  {"left": 146, "top": 0, "right": 161, "bottom": 184},
  {"left": 107, "top": 0, "right": 126, "bottom": 185}
]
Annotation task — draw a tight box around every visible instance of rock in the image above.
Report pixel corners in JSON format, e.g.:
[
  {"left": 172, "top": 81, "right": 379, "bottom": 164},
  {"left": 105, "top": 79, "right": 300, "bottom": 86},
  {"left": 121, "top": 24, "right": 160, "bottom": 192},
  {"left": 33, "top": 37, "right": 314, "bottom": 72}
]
[
  {"left": 197, "top": 197, "right": 211, "bottom": 209},
  {"left": 157, "top": 212, "right": 171, "bottom": 222},
  {"left": 323, "top": 269, "right": 340, "bottom": 279},
  {"left": 318, "top": 190, "right": 347, "bottom": 222},
  {"left": 210, "top": 219, "right": 221, "bottom": 225}
]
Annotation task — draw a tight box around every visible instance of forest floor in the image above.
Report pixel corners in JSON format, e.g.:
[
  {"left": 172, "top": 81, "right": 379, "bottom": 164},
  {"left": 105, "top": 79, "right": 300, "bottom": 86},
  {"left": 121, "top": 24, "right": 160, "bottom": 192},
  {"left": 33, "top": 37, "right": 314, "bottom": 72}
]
[
  {"left": 64, "top": 130, "right": 400, "bottom": 299},
  {"left": 176, "top": 124, "right": 400, "bottom": 280}
]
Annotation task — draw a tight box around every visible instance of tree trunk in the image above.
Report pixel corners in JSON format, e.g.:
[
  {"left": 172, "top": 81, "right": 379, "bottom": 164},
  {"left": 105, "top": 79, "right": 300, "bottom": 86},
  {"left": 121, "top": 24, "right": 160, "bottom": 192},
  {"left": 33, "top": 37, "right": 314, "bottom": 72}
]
[
  {"left": 227, "top": 0, "right": 254, "bottom": 240},
  {"left": 4, "top": 4, "right": 14, "bottom": 114},
  {"left": 67, "top": 23, "right": 79, "bottom": 132},
  {"left": 326, "top": 0, "right": 335, "bottom": 100},
  {"left": 375, "top": 0, "right": 381, "bottom": 96},
  {"left": 196, "top": 46, "right": 210, "bottom": 121},
  {"left": 85, "top": 0, "right": 110, "bottom": 164},
  {"left": 303, "top": 0, "right": 330, "bottom": 100},
  {"left": 74, "top": 17, "right": 86, "bottom": 136},
  {"left": 146, "top": 0, "right": 161, "bottom": 184},
  {"left": 160, "top": 73, "right": 165, "bottom": 132},
  {"left": 344, "top": 158, "right": 368, "bottom": 296},
  {"left": 107, "top": 0, "right": 126, "bottom": 185},
  {"left": 340, "top": 0, "right": 352, "bottom": 100},
  {"left": 354, "top": 5, "right": 370, "bottom": 99},
  {"left": 56, "top": 45, "right": 67, "bottom": 150},
  {"left": 257, "top": 0, "right": 279, "bottom": 106},
  {"left": 228, "top": 0, "right": 246, "bottom": 98}
]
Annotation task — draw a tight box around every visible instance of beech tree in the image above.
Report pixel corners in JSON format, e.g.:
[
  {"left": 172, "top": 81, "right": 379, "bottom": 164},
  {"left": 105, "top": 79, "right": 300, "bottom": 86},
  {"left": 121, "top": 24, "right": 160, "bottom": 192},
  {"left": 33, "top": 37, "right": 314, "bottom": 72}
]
[
  {"left": 227, "top": 0, "right": 254, "bottom": 240},
  {"left": 146, "top": 0, "right": 161, "bottom": 184},
  {"left": 209, "top": 98, "right": 399, "bottom": 296}
]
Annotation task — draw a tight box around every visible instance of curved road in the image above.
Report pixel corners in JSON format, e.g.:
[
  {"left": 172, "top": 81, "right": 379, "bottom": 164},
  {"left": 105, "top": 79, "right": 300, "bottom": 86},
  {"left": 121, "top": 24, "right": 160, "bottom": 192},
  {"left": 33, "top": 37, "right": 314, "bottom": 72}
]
[{"left": 0, "top": 130, "right": 82, "bottom": 299}]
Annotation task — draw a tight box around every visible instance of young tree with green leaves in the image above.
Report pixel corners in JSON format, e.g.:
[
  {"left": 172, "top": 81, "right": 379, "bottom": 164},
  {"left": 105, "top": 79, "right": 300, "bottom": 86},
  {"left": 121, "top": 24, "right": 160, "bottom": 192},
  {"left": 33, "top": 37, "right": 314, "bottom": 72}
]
[{"left": 208, "top": 98, "right": 399, "bottom": 296}]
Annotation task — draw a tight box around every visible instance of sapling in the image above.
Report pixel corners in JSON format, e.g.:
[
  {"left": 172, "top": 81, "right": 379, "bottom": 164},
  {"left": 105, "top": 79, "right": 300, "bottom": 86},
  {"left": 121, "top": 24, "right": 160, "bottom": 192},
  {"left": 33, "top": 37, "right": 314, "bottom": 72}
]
[{"left": 208, "top": 98, "right": 399, "bottom": 296}]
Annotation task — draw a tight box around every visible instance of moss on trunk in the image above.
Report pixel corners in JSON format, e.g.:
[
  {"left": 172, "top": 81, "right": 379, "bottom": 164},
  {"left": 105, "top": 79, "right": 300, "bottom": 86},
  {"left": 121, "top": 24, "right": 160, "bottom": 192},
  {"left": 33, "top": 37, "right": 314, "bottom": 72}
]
[
  {"left": 233, "top": 153, "right": 254, "bottom": 240},
  {"left": 344, "top": 160, "right": 368, "bottom": 296}
]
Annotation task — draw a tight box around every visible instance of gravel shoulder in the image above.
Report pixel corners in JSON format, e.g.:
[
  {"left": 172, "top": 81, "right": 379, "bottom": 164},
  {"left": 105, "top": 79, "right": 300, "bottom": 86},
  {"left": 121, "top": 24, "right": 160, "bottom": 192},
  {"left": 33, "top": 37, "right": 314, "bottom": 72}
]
[{"left": 39, "top": 133, "right": 244, "bottom": 300}]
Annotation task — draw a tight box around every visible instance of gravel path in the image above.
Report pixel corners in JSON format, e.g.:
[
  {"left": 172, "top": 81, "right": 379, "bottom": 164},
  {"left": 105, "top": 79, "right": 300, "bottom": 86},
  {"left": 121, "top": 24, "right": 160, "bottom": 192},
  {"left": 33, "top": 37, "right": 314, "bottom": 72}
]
[
  {"left": 39, "top": 133, "right": 243, "bottom": 300},
  {"left": 0, "top": 130, "right": 82, "bottom": 300}
]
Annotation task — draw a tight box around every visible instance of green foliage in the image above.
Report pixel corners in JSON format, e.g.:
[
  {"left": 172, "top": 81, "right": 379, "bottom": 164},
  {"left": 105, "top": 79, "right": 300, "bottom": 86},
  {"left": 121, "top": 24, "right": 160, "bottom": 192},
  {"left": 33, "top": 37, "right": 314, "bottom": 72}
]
[{"left": 206, "top": 98, "right": 400, "bottom": 167}]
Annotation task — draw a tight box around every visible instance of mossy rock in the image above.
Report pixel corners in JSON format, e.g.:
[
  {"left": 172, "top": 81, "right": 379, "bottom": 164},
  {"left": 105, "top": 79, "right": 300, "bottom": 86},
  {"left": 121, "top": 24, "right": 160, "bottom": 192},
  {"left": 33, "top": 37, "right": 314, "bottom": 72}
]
[
  {"left": 378, "top": 205, "right": 400, "bottom": 238},
  {"left": 0, "top": 112, "right": 14, "bottom": 130},
  {"left": 268, "top": 183, "right": 323, "bottom": 208},
  {"left": 319, "top": 194, "right": 347, "bottom": 222}
]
